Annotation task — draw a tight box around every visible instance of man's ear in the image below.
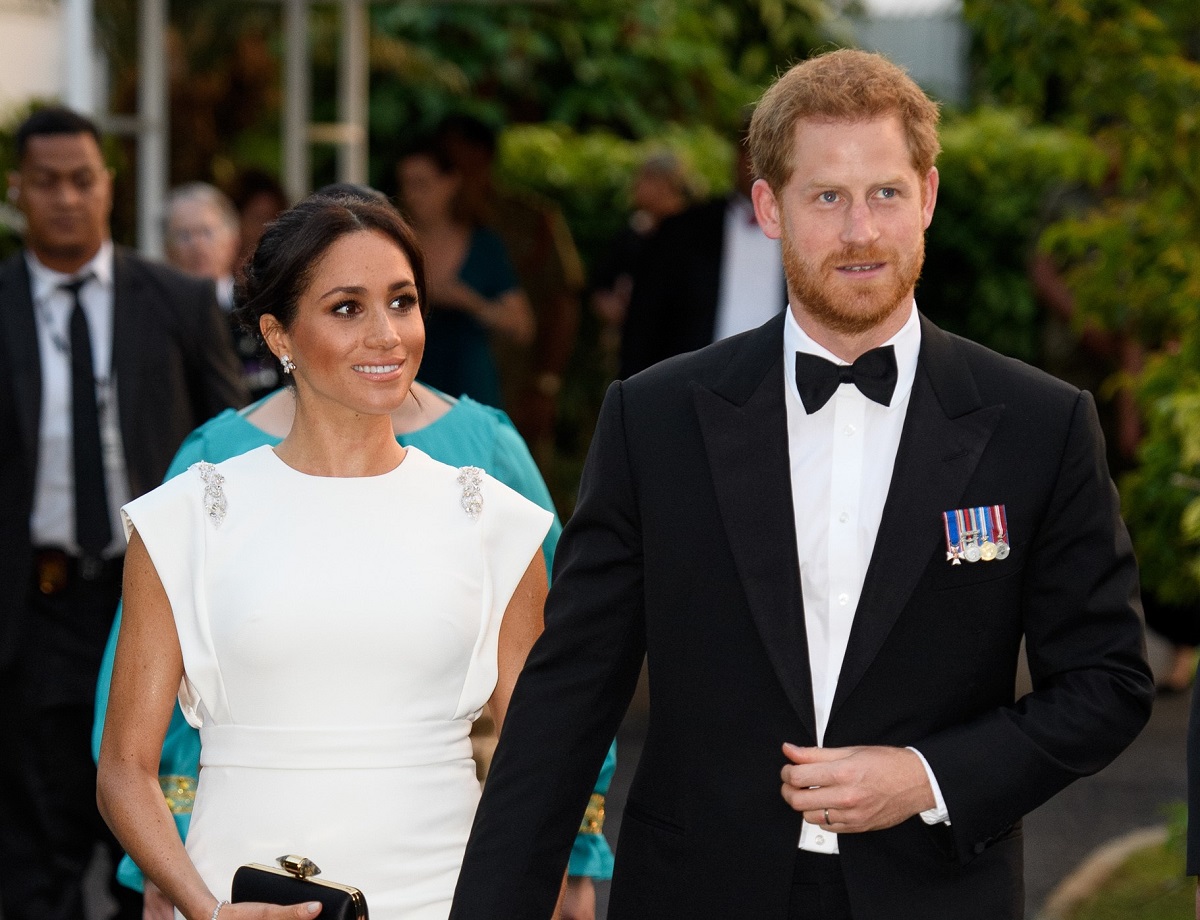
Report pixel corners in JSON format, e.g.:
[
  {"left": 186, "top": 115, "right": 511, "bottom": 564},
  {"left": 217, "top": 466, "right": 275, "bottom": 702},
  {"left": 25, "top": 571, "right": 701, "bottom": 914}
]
[
  {"left": 921, "top": 167, "right": 939, "bottom": 229},
  {"left": 751, "top": 178, "right": 782, "bottom": 240}
]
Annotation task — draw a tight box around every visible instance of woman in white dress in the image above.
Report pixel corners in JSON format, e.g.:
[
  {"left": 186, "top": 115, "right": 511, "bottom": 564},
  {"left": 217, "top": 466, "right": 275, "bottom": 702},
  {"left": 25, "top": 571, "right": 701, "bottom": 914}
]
[{"left": 97, "top": 196, "right": 552, "bottom": 920}]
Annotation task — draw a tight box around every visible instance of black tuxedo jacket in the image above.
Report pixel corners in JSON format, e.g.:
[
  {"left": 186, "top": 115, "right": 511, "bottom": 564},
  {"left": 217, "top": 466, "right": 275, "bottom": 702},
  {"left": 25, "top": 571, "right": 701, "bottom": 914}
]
[
  {"left": 619, "top": 196, "right": 786, "bottom": 379},
  {"left": 0, "top": 247, "right": 247, "bottom": 667},
  {"left": 452, "top": 313, "right": 1152, "bottom": 920}
]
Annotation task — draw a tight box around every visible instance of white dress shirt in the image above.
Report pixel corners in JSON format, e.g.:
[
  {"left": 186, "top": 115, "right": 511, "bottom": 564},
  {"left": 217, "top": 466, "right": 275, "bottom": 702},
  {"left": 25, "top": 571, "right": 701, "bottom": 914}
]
[
  {"left": 783, "top": 303, "right": 948, "bottom": 853},
  {"left": 27, "top": 241, "right": 131, "bottom": 558},
  {"left": 712, "top": 196, "right": 783, "bottom": 343}
]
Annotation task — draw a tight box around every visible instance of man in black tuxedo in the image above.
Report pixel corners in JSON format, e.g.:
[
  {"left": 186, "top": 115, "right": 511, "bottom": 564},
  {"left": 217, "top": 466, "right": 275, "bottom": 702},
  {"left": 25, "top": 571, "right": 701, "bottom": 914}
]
[
  {"left": 618, "top": 122, "right": 787, "bottom": 379},
  {"left": 451, "top": 50, "right": 1152, "bottom": 920},
  {"left": 0, "top": 108, "right": 247, "bottom": 920}
]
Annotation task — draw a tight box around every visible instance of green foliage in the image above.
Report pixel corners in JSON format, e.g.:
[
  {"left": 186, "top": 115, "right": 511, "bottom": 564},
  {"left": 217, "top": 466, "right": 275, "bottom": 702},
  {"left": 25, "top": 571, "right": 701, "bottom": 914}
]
[
  {"left": 369, "top": 0, "right": 831, "bottom": 132},
  {"left": 967, "top": 0, "right": 1200, "bottom": 600},
  {"left": 1069, "top": 832, "right": 1190, "bottom": 920},
  {"left": 494, "top": 122, "right": 734, "bottom": 267},
  {"left": 366, "top": 0, "right": 834, "bottom": 189},
  {"left": 920, "top": 108, "right": 1104, "bottom": 360}
]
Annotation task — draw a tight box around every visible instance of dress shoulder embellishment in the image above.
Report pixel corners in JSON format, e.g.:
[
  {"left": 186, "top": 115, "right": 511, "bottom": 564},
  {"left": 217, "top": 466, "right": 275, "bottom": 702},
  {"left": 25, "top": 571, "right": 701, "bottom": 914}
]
[
  {"left": 196, "top": 461, "right": 227, "bottom": 527},
  {"left": 457, "top": 466, "right": 484, "bottom": 520}
]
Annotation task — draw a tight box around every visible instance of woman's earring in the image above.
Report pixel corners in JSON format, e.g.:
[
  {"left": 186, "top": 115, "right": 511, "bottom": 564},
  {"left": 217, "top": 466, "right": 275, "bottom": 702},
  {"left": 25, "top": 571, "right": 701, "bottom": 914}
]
[{"left": 280, "top": 355, "right": 296, "bottom": 374}]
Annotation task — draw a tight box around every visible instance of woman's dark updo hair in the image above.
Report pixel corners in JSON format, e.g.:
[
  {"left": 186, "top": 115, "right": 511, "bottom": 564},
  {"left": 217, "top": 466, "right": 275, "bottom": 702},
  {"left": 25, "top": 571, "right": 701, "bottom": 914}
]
[{"left": 233, "top": 194, "right": 428, "bottom": 351}]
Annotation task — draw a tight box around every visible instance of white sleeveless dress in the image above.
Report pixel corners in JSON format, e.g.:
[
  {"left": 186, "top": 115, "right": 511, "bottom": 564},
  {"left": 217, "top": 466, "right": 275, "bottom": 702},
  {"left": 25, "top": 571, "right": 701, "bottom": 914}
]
[{"left": 121, "top": 445, "right": 552, "bottom": 919}]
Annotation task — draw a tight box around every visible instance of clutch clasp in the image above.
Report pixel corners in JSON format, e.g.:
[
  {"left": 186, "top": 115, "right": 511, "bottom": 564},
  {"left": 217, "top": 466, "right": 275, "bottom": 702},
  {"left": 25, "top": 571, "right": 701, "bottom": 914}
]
[{"left": 277, "top": 855, "right": 320, "bottom": 879}]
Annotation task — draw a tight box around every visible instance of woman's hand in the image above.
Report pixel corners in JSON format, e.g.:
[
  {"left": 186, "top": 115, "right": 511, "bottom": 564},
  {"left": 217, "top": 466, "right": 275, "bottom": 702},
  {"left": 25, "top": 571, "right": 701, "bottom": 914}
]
[
  {"left": 560, "top": 876, "right": 596, "bottom": 920},
  {"left": 427, "top": 278, "right": 479, "bottom": 314},
  {"left": 217, "top": 901, "right": 322, "bottom": 919},
  {"left": 428, "top": 279, "right": 536, "bottom": 346},
  {"left": 143, "top": 879, "right": 174, "bottom": 920}
]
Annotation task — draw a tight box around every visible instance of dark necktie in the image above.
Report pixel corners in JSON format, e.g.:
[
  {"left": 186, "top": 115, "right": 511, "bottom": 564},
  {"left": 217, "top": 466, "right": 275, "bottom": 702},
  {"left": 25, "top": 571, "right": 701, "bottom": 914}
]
[
  {"left": 63, "top": 275, "right": 111, "bottom": 557},
  {"left": 794, "top": 345, "right": 898, "bottom": 415}
]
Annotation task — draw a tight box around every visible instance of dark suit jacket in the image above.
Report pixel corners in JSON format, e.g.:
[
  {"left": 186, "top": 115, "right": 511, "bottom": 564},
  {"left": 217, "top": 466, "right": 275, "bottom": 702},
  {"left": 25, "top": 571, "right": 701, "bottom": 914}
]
[
  {"left": 452, "top": 313, "right": 1152, "bottom": 920},
  {"left": 619, "top": 196, "right": 787, "bottom": 379},
  {"left": 0, "top": 247, "right": 248, "bottom": 667}
]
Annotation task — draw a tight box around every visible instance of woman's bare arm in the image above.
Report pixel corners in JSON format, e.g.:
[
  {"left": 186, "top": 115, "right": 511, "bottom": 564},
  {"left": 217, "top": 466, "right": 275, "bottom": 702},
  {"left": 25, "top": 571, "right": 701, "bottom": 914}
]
[
  {"left": 487, "top": 549, "right": 548, "bottom": 733},
  {"left": 98, "top": 530, "right": 318, "bottom": 920}
]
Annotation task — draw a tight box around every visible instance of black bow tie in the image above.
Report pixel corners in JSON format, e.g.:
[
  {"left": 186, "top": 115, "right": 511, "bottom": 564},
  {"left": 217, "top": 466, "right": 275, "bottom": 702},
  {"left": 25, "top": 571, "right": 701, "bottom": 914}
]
[{"left": 794, "top": 345, "right": 898, "bottom": 414}]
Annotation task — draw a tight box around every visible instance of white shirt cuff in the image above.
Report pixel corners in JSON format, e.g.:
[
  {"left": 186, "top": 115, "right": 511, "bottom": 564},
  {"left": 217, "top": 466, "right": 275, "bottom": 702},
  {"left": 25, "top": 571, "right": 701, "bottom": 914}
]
[{"left": 907, "top": 746, "right": 951, "bottom": 825}]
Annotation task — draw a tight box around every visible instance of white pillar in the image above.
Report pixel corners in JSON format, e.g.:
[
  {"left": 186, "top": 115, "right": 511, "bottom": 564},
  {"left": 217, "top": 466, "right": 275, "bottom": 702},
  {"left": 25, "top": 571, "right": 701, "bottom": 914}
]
[
  {"left": 282, "top": 0, "right": 312, "bottom": 202},
  {"left": 136, "top": 0, "right": 168, "bottom": 258},
  {"left": 62, "top": 0, "right": 95, "bottom": 113},
  {"left": 336, "top": 0, "right": 369, "bottom": 184}
]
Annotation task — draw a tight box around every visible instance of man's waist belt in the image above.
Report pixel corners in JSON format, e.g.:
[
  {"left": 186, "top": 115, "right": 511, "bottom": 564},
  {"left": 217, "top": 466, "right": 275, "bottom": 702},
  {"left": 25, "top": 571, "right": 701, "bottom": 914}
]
[{"left": 33, "top": 547, "right": 123, "bottom": 595}]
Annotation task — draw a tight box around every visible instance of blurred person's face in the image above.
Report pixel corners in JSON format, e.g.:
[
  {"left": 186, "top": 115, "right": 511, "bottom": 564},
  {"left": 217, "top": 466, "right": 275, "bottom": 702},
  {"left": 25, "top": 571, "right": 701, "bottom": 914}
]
[
  {"left": 398, "top": 155, "right": 459, "bottom": 226},
  {"left": 166, "top": 198, "right": 240, "bottom": 281},
  {"left": 632, "top": 172, "right": 687, "bottom": 222},
  {"left": 8, "top": 132, "right": 112, "bottom": 273},
  {"left": 240, "top": 191, "right": 286, "bottom": 259}
]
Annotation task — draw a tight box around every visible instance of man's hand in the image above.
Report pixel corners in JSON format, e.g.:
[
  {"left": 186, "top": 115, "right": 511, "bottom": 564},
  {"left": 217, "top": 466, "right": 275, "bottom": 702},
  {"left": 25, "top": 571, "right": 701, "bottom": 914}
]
[
  {"left": 779, "top": 743, "right": 935, "bottom": 833},
  {"left": 560, "top": 876, "right": 596, "bottom": 920}
]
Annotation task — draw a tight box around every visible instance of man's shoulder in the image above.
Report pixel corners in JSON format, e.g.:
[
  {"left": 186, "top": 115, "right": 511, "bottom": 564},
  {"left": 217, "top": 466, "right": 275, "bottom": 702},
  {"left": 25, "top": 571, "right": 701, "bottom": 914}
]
[
  {"left": 0, "top": 249, "right": 27, "bottom": 285},
  {"left": 114, "top": 247, "right": 216, "bottom": 320},
  {"left": 657, "top": 196, "right": 729, "bottom": 237},
  {"left": 925, "top": 320, "right": 1082, "bottom": 413},
  {"left": 115, "top": 246, "right": 207, "bottom": 292},
  {"left": 622, "top": 318, "right": 778, "bottom": 399}
]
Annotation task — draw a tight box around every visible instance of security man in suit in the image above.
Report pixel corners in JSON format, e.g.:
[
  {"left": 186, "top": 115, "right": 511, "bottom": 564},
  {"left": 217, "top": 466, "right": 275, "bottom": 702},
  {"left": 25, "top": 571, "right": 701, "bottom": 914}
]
[{"left": 0, "top": 107, "right": 247, "bottom": 920}]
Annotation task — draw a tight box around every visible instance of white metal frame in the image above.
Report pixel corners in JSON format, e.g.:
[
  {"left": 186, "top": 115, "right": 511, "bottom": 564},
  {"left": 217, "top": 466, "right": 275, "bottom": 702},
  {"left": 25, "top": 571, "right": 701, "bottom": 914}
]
[{"left": 61, "top": 0, "right": 371, "bottom": 257}]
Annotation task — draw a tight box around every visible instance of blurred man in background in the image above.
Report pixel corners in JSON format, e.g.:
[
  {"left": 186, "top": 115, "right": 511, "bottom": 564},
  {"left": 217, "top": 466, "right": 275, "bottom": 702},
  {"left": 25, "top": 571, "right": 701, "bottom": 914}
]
[{"left": 0, "top": 107, "right": 246, "bottom": 920}]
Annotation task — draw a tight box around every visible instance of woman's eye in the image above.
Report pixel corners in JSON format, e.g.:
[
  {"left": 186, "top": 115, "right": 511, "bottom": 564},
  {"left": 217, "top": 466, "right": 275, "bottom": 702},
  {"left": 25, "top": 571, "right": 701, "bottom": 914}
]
[
  {"left": 333, "top": 301, "right": 358, "bottom": 316},
  {"left": 391, "top": 294, "right": 419, "bottom": 312}
]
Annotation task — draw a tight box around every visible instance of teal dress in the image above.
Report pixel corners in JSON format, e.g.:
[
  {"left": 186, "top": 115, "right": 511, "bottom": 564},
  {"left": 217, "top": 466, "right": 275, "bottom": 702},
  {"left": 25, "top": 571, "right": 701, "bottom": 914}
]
[
  {"left": 418, "top": 228, "right": 516, "bottom": 409},
  {"left": 93, "top": 390, "right": 616, "bottom": 890}
]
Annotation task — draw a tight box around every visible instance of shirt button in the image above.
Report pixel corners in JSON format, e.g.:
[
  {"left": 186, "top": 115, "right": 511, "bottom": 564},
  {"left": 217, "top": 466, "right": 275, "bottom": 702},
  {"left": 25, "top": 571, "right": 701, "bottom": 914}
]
[
  {"left": 838, "top": 511, "right": 849, "bottom": 523},
  {"left": 844, "top": 424, "right": 856, "bottom": 436},
  {"left": 838, "top": 593, "right": 849, "bottom": 606},
  {"left": 815, "top": 835, "right": 826, "bottom": 845}
]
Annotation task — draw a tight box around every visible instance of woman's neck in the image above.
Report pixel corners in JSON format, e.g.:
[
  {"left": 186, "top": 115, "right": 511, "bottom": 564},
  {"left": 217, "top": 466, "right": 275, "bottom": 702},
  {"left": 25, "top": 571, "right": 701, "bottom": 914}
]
[
  {"left": 245, "top": 383, "right": 452, "bottom": 441},
  {"left": 272, "top": 403, "right": 406, "bottom": 478}
]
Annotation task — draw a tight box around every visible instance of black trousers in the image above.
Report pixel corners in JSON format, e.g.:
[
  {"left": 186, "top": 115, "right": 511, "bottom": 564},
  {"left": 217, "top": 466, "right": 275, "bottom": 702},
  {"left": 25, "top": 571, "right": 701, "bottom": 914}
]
[
  {"left": 789, "top": 850, "right": 854, "bottom": 920},
  {"left": 0, "top": 559, "right": 141, "bottom": 920}
]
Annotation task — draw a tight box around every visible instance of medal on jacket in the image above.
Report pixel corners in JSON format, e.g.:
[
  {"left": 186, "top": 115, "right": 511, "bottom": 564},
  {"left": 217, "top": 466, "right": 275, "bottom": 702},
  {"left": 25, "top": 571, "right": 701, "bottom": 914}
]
[
  {"left": 958, "top": 508, "right": 982, "bottom": 563},
  {"left": 944, "top": 505, "right": 1011, "bottom": 565},
  {"left": 976, "top": 506, "right": 998, "bottom": 561},
  {"left": 943, "top": 509, "right": 963, "bottom": 564},
  {"left": 991, "top": 504, "right": 1010, "bottom": 559}
]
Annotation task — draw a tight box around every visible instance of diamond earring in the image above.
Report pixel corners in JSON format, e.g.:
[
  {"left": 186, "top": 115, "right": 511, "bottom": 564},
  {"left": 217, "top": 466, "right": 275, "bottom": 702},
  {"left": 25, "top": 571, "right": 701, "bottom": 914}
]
[{"left": 280, "top": 355, "right": 296, "bottom": 374}]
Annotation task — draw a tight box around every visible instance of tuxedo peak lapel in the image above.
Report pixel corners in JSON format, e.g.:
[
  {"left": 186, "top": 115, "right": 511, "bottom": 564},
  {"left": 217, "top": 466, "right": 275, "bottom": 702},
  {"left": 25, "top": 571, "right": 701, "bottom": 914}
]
[
  {"left": 830, "top": 318, "right": 1003, "bottom": 722},
  {"left": 1, "top": 255, "right": 43, "bottom": 481},
  {"left": 694, "top": 315, "right": 817, "bottom": 740}
]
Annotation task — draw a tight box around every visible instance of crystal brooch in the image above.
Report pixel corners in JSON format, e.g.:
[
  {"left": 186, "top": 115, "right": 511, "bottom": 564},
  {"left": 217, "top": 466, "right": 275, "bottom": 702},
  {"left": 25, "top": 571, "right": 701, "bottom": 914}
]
[
  {"left": 196, "top": 462, "right": 227, "bottom": 527},
  {"left": 457, "top": 466, "right": 484, "bottom": 520}
]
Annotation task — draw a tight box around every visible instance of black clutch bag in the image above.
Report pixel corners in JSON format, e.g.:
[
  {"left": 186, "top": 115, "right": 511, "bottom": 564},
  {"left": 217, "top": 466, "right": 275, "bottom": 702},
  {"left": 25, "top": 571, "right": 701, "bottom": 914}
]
[{"left": 232, "top": 855, "right": 368, "bottom": 920}]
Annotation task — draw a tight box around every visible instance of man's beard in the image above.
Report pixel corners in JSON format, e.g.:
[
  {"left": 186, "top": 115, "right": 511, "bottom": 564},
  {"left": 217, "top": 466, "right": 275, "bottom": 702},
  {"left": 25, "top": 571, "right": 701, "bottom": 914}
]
[{"left": 782, "top": 227, "right": 925, "bottom": 338}]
